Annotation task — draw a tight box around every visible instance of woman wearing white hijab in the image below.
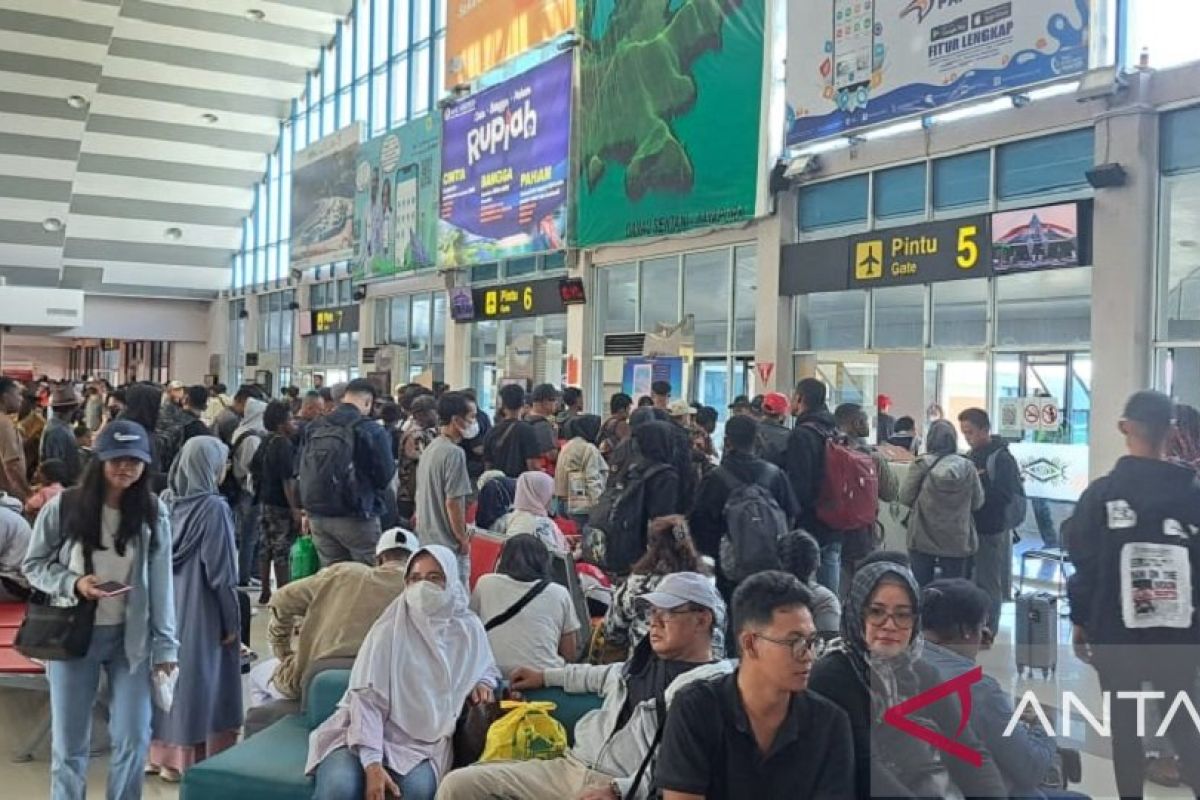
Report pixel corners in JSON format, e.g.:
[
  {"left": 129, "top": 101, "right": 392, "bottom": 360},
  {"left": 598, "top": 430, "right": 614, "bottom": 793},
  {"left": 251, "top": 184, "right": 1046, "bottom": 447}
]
[{"left": 306, "top": 544, "right": 500, "bottom": 800}]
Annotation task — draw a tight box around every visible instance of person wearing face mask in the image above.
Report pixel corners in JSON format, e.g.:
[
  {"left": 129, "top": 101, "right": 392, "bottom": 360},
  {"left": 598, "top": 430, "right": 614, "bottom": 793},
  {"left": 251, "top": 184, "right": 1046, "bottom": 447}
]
[
  {"left": 414, "top": 392, "right": 479, "bottom": 586},
  {"left": 307, "top": 545, "right": 499, "bottom": 800},
  {"left": 296, "top": 379, "right": 398, "bottom": 567},
  {"left": 807, "top": 558, "right": 1005, "bottom": 799}
]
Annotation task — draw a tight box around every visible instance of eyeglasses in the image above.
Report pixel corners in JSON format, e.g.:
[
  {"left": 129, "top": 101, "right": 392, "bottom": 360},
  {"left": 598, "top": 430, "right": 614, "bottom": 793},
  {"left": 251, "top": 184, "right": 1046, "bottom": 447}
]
[
  {"left": 754, "top": 632, "right": 826, "bottom": 660},
  {"left": 643, "top": 606, "right": 703, "bottom": 625},
  {"left": 864, "top": 605, "right": 916, "bottom": 630}
]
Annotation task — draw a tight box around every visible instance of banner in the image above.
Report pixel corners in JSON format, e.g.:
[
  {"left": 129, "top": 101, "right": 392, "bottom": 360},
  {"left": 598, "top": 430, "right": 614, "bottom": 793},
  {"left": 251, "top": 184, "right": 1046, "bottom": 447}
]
[
  {"left": 573, "top": 0, "right": 765, "bottom": 247},
  {"left": 290, "top": 123, "right": 361, "bottom": 269},
  {"left": 352, "top": 115, "right": 441, "bottom": 278},
  {"left": 786, "top": 0, "right": 1090, "bottom": 145},
  {"left": 445, "top": 0, "right": 575, "bottom": 89},
  {"left": 439, "top": 53, "right": 571, "bottom": 268}
]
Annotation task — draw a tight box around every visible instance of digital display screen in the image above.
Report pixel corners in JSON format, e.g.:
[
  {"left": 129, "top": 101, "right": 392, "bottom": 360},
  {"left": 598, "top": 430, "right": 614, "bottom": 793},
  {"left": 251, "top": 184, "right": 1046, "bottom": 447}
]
[
  {"left": 991, "top": 202, "right": 1080, "bottom": 273},
  {"left": 559, "top": 277, "right": 586, "bottom": 305}
]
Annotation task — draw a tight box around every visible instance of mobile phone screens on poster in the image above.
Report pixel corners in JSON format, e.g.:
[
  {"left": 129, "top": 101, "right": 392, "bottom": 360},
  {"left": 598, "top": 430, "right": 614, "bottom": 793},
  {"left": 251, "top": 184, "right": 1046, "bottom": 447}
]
[
  {"left": 449, "top": 286, "right": 476, "bottom": 322},
  {"left": 992, "top": 203, "right": 1079, "bottom": 273}
]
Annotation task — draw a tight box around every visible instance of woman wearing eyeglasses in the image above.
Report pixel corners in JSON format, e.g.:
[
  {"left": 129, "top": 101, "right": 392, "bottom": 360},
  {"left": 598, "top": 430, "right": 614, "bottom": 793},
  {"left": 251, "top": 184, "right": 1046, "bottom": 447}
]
[{"left": 808, "top": 557, "right": 1006, "bottom": 799}]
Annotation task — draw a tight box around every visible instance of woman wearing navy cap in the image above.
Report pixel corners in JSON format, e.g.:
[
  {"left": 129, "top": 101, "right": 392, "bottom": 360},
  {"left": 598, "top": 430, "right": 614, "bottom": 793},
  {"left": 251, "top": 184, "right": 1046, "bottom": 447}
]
[{"left": 24, "top": 419, "right": 179, "bottom": 800}]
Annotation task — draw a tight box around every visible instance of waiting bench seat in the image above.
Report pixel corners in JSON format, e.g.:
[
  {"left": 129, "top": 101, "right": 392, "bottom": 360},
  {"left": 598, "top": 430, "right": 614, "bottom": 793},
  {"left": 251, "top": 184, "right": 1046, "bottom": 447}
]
[{"left": 181, "top": 669, "right": 603, "bottom": 800}]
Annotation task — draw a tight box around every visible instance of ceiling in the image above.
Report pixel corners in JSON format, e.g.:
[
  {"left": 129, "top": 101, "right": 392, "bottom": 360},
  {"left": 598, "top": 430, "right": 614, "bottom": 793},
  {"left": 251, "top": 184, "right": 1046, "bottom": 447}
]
[{"left": 0, "top": 0, "right": 351, "bottom": 299}]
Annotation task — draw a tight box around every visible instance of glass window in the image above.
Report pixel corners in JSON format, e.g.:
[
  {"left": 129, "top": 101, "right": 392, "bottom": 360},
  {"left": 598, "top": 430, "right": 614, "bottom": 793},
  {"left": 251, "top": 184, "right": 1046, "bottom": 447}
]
[
  {"left": 413, "top": 45, "right": 431, "bottom": 115},
  {"left": 372, "top": 67, "right": 389, "bottom": 134},
  {"left": 338, "top": 279, "right": 352, "bottom": 305},
  {"left": 432, "top": 292, "right": 446, "bottom": 363},
  {"left": 640, "top": 257, "right": 679, "bottom": 332},
  {"left": 684, "top": 250, "right": 730, "bottom": 353},
  {"left": 543, "top": 251, "right": 566, "bottom": 271},
  {"left": 472, "top": 262, "right": 499, "bottom": 282},
  {"left": 505, "top": 256, "right": 537, "bottom": 278},
  {"left": 933, "top": 150, "right": 990, "bottom": 210},
  {"left": 996, "top": 267, "right": 1092, "bottom": 347},
  {"left": 1160, "top": 176, "right": 1200, "bottom": 341},
  {"left": 1162, "top": 106, "right": 1200, "bottom": 175},
  {"left": 874, "top": 163, "right": 927, "bottom": 219},
  {"left": 372, "top": 0, "right": 389, "bottom": 67},
  {"left": 733, "top": 246, "right": 756, "bottom": 352},
  {"left": 871, "top": 285, "right": 925, "bottom": 349},
  {"left": 415, "top": 0, "right": 432, "bottom": 42},
  {"left": 294, "top": 109, "right": 308, "bottom": 149},
  {"left": 543, "top": 313, "right": 567, "bottom": 345},
  {"left": 795, "top": 291, "right": 867, "bottom": 351},
  {"left": 389, "top": 295, "right": 410, "bottom": 344},
  {"left": 472, "top": 320, "right": 498, "bottom": 358},
  {"left": 339, "top": 332, "right": 352, "bottom": 363},
  {"left": 391, "top": 57, "right": 409, "bottom": 124},
  {"left": 1159, "top": 346, "right": 1200, "bottom": 408},
  {"left": 355, "top": 0, "right": 370, "bottom": 77},
  {"left": 595, "top": 263, "right": 637, "bottom": 337},
  {"left": 339, "top": 20, "right": 353, "bottom": 84},
  {"left": 798, "top": 174, "right": 869, "bottom": 230},
  {"left": 411, "top": 293, "right": 431, "bottom": 363},
  {"left": 997, "top": 129, "right": 1094, "bottom": 200},
  {"left": 932, "top": 279, "right": 988, "bottom": 347},
  {"left": 394, "top": 0, "right": 410, "bottom": 49},
  {"left": 321, "top": 47, "right": 336, "bottom": 99},
  {"left": 338, "top": 87, "right": 352, "bottom": 128}
]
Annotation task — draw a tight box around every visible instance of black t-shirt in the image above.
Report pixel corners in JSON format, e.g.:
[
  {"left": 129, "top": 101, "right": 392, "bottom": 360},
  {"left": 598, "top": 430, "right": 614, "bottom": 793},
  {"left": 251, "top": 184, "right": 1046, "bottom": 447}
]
[
  {"left": 655, "top": 670, "right": 855, "bottom": 800},
  {"left": 483, "top": 418, "right": 541, "bottom": 478},
  {"left": 258, "top": 432, "right": 296, "bottom": 508},
  {"left": 616, "top": 655, "right": 698, "bottom": 730}
]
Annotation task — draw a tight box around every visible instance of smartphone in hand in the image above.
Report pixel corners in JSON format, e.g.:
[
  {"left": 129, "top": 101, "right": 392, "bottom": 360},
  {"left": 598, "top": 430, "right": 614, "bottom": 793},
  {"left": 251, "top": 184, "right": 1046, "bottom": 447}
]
[{"left": 93, "top": 581, "right": 132, "bottom": 597}]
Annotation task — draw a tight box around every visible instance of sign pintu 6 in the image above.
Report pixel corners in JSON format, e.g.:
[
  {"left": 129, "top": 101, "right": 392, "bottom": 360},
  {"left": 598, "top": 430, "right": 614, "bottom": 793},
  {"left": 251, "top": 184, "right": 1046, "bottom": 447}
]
[{"left": 848, "top": 215, "right": 990, "bottom": 288}]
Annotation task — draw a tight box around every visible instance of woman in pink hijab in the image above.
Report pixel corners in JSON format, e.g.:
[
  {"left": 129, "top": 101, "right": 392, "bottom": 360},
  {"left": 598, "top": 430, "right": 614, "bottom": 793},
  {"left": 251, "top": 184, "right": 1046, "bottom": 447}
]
[{"left": 492, "top": 471, "right": 568, "bottom": 552}]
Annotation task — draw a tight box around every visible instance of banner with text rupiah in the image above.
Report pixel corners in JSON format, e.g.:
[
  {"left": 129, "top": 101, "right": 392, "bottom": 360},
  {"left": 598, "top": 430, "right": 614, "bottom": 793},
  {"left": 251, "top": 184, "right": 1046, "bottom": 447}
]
[
  {"left": 445, "top": 0, "right": 575, "bottom": 89},
  {"left": 573, "top": 0, "right": 765, "bottom": 247},
  {"left": 439, "top": 52, "right": 571, "bottom": 268},
  {"left": 353, "top": 115, "right": 441, "bottom": 278},
  {"left": 786, "top": 0, "right": 1090, "bottom": 145},
  {"left": 290, "top": 123, "right": 361, "bottom": 269}
]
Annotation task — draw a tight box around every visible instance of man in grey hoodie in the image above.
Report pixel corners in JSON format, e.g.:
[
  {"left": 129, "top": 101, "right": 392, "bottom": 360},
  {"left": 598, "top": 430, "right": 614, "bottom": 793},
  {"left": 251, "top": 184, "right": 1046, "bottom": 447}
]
[
  {"left": 436, "top": 573, "right": 730, "bottom": 800},
  {"left": 899, "top": 419, "right": 984, "bottom": 586}
]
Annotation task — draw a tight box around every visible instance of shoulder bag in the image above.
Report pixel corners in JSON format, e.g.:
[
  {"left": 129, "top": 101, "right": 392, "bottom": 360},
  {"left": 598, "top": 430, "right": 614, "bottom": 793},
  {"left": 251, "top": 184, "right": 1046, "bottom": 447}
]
[{"left": 484, "top": 579, "right": 551, "bottom": 631}]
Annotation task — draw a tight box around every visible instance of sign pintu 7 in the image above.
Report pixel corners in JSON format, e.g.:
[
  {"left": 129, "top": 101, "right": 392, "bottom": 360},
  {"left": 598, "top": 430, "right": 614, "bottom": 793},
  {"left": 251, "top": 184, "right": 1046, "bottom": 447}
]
[{"left": 848, "top": 215, "right": 991, "bottom": 288}]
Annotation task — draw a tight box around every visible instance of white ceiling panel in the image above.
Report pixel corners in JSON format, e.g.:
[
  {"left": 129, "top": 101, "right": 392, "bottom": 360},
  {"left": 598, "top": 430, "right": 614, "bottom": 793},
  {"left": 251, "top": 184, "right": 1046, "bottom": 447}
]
[{"left": 0, "top": 0, "right": 350, "bottom": 298}]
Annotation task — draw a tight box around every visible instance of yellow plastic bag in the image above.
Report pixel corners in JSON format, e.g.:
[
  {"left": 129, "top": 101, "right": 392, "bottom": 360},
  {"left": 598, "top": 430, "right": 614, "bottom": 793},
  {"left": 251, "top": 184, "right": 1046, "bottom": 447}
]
[{"left": 480, "top": 700, "right": 568, "bottom": 762}]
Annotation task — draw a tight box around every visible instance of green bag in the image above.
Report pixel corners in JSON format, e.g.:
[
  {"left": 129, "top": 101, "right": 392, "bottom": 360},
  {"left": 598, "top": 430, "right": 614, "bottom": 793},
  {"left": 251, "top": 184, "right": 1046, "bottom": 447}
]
[{"left": 290, "top": 535, "right": 319, "bottom": 581}]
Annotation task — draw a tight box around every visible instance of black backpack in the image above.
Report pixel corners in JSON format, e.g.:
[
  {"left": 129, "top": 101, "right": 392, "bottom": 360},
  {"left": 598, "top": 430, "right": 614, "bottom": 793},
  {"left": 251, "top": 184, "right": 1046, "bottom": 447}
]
[
  {"left": 987, "top": 448, "right": 1028, "bottom": 532},
  {"left": 585, "top": 462, "right": 671, "bottom": 575},
  {"left": 297, "top": 416, "right": 361, "bottom": 517},
  {"left": 717, "top": 469, "right": 787, "bottom": 582},
  {"left": 219, "top": 430, "right": 261, "bottom": 506}
]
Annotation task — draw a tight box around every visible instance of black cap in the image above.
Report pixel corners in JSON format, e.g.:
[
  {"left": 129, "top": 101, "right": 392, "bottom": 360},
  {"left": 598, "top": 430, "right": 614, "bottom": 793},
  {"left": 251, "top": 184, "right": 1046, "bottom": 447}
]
[{"left": 728, "top": 395, "right": 751, "bottom": 410}]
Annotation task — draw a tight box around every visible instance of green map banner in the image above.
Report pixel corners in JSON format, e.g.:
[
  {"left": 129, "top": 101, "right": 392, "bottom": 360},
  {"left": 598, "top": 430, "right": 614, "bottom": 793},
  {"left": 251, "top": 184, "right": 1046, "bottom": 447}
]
[
  {"left": 573, "top": 0, "right": 765, "bottom": 247},
  {"left": 353, "top": 115, "right": 441, "bottom": 278}
]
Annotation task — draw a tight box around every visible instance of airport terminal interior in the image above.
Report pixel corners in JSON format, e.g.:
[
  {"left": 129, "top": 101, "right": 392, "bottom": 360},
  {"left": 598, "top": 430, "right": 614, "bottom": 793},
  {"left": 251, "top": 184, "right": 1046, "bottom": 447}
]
[{"left": 3, "top": 0, "right": 1200, "bottom": 798}]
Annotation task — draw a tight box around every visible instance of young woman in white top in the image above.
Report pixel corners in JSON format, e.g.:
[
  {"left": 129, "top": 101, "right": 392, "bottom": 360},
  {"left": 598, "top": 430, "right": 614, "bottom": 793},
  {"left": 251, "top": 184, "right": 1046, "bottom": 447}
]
[
  {"left": 491, "top": 471, "right": 568, "bottom": 552},
  {"left": 470, "top": 534, "right": 580, "bottom": 676},
  {"left": 553, "top": 414, "right": 608, "bottom": 532}
]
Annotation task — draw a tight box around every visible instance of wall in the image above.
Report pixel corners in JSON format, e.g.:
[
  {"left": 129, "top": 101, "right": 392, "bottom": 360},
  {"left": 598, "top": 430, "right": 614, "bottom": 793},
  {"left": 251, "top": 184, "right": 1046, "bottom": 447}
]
[
  {"left": 172, "top": 342, "right": 210, "bottom": 385},
  {"left": 0, "top": 335, "right": 70, "bottom": 379},
  {"left": 59, "top": 296, "right": 212, "bottom": 342}
]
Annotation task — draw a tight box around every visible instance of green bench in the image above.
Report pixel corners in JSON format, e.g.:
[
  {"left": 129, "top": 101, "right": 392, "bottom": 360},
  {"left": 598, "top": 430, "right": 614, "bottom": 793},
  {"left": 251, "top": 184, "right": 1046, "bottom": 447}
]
[{"left": 181, "top": 669, "right": 603, "bottom": 800}]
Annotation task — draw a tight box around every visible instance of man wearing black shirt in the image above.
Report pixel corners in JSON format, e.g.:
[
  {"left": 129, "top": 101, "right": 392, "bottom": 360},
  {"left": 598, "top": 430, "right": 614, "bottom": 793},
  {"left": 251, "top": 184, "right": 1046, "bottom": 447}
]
[
  {"left": 257, "top": 400, "right": 301, "bottom": 604},
  {"left": 657, "top": 571, "right": 854, "bottom": 800},
  {"left": 526, "top": 382, "right": 561, "bottom": 463},
  {"left": 483, "top": 384, "right": 541, "bottom": 478}
]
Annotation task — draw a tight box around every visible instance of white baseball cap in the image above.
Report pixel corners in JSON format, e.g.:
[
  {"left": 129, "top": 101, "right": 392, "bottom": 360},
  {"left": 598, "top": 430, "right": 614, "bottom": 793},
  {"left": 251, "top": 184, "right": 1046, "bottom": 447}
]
[
  {"left": 638, "top": 571, "right": 724, "bottom": 614},
  {"left": 376, "top": 527, "right": 420, "bottom": 557}
]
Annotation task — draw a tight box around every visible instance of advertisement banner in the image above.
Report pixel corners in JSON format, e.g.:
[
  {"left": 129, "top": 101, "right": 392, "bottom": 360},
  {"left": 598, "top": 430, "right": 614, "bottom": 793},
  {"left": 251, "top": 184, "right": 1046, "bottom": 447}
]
[
  {"left": 439, "top": 53, "right": 571, "bottom": 268},
  {"left": 1010, "top": 442, "right": 1089, "bottom": 502},
  {"left": 290, "top": 123, "right": 361, "bottom": 269},
  {"left": 353, "top": 115, "right": 441, "bottom": 278},
  {"left": 445, "top": 0, "right": 575, "bottom": 89},
  {"left": 786, "top": 0, "right": 1090, "bottom": 145},
  {"left": 573, "top": 0, "right": 765, "bottom": 247}
]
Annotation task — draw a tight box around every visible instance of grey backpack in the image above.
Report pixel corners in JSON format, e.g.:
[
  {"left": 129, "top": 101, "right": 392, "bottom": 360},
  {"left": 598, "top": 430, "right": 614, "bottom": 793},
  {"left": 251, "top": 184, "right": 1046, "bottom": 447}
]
[{"left": 718, "top": 470, "right": 787, "bottom": 582}]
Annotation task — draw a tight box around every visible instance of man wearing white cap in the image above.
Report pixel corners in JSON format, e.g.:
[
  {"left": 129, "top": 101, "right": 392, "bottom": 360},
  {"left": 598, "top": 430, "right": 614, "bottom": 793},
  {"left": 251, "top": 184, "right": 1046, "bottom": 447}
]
[
  {"left": 437, "top": 572, "right": 731, "bottom": 800},
  {"left": 250, "top": 527, "right": 420, "bottom": 705}
]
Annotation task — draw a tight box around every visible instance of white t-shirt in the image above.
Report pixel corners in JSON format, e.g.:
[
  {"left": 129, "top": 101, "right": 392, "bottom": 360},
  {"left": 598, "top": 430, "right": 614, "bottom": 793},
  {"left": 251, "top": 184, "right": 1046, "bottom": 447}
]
[
  {"left": 93, "top": 505, "right": 136, "bottom": 626},
  {"left": 470, "top": 574, "right": 580, "bottom": 676}
]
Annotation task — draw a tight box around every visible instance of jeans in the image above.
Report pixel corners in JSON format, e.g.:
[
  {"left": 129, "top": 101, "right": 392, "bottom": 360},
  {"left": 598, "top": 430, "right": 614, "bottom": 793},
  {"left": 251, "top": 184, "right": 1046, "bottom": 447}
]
[
  {"left": 234, "top": 495, "right": 260, "bottom": 585},
  {"left": 309, "top": 515, "right": 381, "bottom": 567},
  {"left": 816, "top": 541, "right": 842, "bottom": 596},
  {"left": 973, "top": 532, "right": 1013, "bottom": 632},
  {"left": 313, "top": 748, "right": 437, "bottom": 800},
  {"left": 909, "top": 551, "right": 969, "bottom": 586},
  {"left": 46, "top": 625, "right": 152, "bottom": 800}
]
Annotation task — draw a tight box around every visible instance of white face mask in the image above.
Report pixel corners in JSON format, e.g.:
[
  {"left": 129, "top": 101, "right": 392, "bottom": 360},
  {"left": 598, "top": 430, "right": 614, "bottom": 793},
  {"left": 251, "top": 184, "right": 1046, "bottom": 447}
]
[
  {"left": 461, "top": 419, "right": 480, "bottom": 440},
  {"left": 409, "top": 580, "right": 449, "bottom": 616}
]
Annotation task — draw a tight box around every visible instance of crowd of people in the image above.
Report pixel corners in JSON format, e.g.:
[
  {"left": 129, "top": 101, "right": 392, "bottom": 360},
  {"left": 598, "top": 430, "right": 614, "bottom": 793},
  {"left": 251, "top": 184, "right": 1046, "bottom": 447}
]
[{"left": 2, "top": 371, "right": 1200, "bottom": 798}]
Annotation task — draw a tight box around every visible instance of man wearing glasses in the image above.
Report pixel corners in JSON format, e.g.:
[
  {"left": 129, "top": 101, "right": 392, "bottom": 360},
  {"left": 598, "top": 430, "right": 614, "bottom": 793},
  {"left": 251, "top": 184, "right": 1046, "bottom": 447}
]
[
  {"left": 437, "top": 571, "right": 728, "bottom": 800},
  {"left": 656, "top": 571, "right": 855, "bottom": 800}
]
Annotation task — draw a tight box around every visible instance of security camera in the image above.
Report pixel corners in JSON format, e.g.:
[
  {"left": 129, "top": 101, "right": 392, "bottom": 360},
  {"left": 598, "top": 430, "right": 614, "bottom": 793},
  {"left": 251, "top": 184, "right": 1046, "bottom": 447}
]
[
  {"left": 784, "top": 154, "right": 820, "bottom": 180},
  {"left": 1075, "top": 66, "right": 1127, "bottom": 103}
]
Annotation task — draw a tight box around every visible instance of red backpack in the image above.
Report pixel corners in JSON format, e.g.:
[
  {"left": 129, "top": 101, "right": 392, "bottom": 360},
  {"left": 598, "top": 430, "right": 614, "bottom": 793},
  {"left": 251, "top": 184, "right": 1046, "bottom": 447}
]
[{"left": 804, "top": 424, "right": 879, "bottom": 531}]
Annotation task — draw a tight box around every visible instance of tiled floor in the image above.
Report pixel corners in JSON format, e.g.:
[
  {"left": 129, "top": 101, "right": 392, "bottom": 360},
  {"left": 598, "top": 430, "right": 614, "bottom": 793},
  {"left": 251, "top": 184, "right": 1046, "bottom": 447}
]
[{"left": 0, "top": 566, "right": 1195, "bottom": 799}]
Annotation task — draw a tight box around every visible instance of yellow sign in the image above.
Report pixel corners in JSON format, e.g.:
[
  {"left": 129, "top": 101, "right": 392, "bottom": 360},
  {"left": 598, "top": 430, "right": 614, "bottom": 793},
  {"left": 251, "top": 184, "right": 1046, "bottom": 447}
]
[
  {"left": 855, "top": 241, "right": 884, "bottom": 281},
  {"left": 445, "top": 0, "right": 575, "bottom": 89}
]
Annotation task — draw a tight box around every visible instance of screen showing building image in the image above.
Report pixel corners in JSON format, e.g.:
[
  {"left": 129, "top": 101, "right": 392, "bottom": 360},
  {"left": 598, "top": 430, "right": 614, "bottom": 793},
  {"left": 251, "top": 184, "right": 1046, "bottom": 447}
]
[{"left": 992, "top": 203, "right": 1079, "bottom": 273}]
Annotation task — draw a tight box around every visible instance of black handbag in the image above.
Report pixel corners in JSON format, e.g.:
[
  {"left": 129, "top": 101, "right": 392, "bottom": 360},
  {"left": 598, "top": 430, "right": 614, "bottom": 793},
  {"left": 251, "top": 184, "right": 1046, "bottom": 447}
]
[{"left": 15, "top": 493, "right": 97, "bottom": 661}]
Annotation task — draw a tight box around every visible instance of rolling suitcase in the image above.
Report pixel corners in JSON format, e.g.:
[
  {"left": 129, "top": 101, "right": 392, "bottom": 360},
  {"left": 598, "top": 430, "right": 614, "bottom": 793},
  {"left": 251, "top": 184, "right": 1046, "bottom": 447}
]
[{"left": 1015, "top": 591, "right": 1058, "bottom": 678}]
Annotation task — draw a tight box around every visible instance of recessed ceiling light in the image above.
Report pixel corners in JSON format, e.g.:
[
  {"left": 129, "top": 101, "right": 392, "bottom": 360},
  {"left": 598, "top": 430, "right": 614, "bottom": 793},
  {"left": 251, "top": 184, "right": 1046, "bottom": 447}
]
[
  {"left": 245, "top": 8, "right": 265, "bottom": 21},
  {"left": 42, "top": 217, "right": 64, "bottom": 232},
  {"left": 1180, "top": 239, "right": 1199, "bottom": 249},
  {"left": 201, "top": 112, "right": 219, "bottom": 124},
  {"left": 164, "top": 227, "right": 183, "bottom": 240},
  {"left": 66, "top": 95, "right": 89, "bottom": 109}
]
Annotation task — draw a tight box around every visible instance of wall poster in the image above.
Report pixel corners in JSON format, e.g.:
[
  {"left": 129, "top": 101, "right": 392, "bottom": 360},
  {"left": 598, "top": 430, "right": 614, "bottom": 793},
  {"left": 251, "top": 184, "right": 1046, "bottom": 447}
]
[{"left": 290, "top": 123, "right": 361, "bottom": 269}]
